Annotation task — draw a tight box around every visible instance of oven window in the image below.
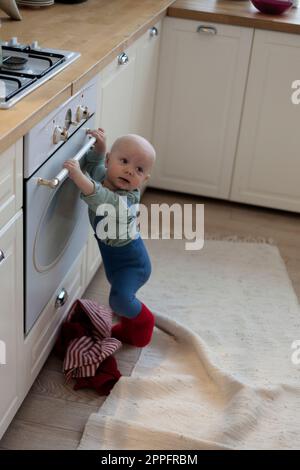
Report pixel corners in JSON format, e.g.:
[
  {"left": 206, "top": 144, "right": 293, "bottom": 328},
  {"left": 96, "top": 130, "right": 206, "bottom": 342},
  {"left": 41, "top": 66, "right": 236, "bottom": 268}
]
[{"left": 34, "top": 179, "right": 83, "bottom": 272}]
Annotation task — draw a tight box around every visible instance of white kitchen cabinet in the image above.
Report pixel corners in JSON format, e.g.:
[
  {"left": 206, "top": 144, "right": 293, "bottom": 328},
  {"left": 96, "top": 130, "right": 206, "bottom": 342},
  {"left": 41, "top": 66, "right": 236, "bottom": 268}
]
[
  {"left": 97, "top": 21, "right": 162, "bottom": 149},
  {"left": 20, "top": 248, "right": 86, "bottom": 397},
  {"left": 97, "top": 43, "right": 137, "bottom": 150},
  {"left": 0, "top": 139, "right": 22, "bottom": 229},
  {"left": 0, "top": 211, "right": 23, "bottom": 440},
  {"left": 230, "top": 29, "right": 300, "bottom": 212},
  {"left": 130, "top": 20, "right": 162, "bottom": 142},
  {"left": 150, "top": 18, "right": 253, "bottom": 198}
]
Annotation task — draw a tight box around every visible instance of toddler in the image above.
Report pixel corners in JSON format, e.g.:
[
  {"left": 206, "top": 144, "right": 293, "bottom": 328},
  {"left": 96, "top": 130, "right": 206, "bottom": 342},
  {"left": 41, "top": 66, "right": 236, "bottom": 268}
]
[{"left": 63, "top": 128, "right": 156, "bottom": 347}]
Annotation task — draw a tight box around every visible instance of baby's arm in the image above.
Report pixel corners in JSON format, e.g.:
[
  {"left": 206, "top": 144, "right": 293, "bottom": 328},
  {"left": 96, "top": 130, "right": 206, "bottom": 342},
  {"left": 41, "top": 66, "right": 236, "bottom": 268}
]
[
  {"left": 64, "top": 127, "right": 120, "bottom": 209},
  {"left": 81, "top": 180, "right": 120, "bottom": 213},
  {"left": 63, "top": 160, "right": 94, "bottom": 196},
  {"left": 63, "top": 159, "right": 120, "bottom": 210},
  {"left": 84, "top": 128, "right": 107, "bottom": 180}
]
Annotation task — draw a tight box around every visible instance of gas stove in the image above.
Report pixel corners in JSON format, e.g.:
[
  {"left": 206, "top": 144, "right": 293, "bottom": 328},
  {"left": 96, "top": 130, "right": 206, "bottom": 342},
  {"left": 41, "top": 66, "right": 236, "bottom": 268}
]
[{"left": 0, "top": 37, "right": 80, "bottom": 109}]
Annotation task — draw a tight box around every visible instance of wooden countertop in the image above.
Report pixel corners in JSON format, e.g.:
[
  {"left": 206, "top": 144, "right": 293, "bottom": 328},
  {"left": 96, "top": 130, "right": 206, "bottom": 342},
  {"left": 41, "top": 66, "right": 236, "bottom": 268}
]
[
  {"left": 0, "top": 0, "right": 174, "bottom": 153},
  {"left": 168, "top": 0, "right": 300, "bottom": 34},
  {"left": 2, "top": 0, "right": 300, "bottom": 154}
]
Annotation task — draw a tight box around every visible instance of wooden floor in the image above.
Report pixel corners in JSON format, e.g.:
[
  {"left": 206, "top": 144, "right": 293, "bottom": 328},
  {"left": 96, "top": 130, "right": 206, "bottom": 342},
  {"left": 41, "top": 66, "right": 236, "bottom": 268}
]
[{"left": 1, "top": 188, "right": 300, "bottom": 450}]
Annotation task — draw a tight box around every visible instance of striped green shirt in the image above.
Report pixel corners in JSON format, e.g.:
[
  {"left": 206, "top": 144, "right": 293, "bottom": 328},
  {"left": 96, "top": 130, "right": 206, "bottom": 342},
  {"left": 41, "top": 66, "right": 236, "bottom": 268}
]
[{"left": 80, "top": 148, "right": 140, "bottom": 247}]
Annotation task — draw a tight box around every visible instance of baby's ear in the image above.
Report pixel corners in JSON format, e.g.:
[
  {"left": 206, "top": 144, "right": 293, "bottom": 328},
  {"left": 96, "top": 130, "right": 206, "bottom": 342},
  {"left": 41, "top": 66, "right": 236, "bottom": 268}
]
[{"left": 105, "top": 152, "right": 110, "bottom": 167}]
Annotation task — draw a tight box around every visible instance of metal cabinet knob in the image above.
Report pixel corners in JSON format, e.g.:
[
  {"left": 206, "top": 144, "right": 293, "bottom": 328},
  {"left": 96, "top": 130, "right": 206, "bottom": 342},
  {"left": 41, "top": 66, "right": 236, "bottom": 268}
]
[
  {"left": 55, "top": 288, "right": 68, "bottom": 308},
  {"left": 118, "top": 52, "right": 129, "bottom": 65},
  {"left": 150, "top": 26, "right": 158, "bottom": 38},
  {"left": 197, "top": 25, "right": 217, "bottom": 35},
  {"left": 0, "top": 250, "right": 5, "bottom": 264}
]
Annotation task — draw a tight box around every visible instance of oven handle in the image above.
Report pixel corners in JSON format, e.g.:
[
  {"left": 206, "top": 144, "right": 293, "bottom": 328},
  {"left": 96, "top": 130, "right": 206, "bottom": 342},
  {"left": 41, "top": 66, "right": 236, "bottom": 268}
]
[{"left": 37, "top": 134, "right": 97, "bottom": 189}]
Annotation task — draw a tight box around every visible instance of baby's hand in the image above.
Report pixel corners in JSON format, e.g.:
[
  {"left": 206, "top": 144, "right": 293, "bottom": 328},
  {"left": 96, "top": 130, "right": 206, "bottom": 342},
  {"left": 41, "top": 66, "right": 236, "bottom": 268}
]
[
  {"left": 87, "top": 128, "right": 106, "bottom": 155},
  {"left": 63, "top": 159, "right": 83, "bottom": 181}
]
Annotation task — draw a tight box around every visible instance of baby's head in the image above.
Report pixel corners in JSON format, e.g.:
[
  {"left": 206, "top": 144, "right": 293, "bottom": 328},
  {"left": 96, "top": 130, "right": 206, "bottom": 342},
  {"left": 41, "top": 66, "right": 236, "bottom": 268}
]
[{"left": 104, "top": 134, "right": 156, "bottom": 191}]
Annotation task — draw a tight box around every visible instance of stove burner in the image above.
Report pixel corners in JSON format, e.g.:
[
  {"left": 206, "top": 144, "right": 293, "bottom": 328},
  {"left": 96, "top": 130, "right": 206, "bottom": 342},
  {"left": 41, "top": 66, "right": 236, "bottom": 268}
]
[
  {"left": 0, "top": 40, "right": 80, "bottom": 108},
  {"left": 2, "top": 56, "right": 28, "bottom": 71}
]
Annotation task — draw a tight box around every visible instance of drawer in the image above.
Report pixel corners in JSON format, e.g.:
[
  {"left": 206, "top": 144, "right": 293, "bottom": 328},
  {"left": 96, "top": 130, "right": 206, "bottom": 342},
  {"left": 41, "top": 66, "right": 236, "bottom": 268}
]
[
  {"left": 20, "top": 247, "right": 87, "bottom": 397},
  {"left": 0, "top": 211, "right": 23, "bottom": 439},
  {"left": 0, "top": 140, "right": 23, "bottom": 230}
]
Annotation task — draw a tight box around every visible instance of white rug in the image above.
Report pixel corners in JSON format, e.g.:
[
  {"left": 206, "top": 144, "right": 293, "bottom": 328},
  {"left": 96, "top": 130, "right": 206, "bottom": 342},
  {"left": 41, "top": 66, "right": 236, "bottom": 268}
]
[{"left": 78, "top": 240, "right": 300, "bottom": 450}]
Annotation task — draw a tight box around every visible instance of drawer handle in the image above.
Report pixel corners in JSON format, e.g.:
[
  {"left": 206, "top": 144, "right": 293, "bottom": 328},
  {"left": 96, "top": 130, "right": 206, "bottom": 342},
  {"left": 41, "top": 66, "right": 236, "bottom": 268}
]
[
  {"left": 0, "top": 250, "right": 4, "bottom": 264},
  {"left": 55, "top": 288, "right": 69, "bottom": 309},
  {"left": 150, "top": 26, "right": 158, "bottom": 38},
  {"left": 118, "top": 53, "right": 129, "bottom": 65},
  {"left": 197, "top": 26, "right": 217, "bottom": 35},
  {"left": 37, "top": 134, "right": 96, "bottom": 189}
]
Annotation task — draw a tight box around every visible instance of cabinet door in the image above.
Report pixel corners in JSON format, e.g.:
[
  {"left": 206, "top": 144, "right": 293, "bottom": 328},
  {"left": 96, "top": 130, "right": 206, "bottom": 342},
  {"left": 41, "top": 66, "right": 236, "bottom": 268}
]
[
  {"left": 130, "top": 20, "right": 162, "bottom": 142},
  {"left": 151, "top": 18, "right": 253, "bottom": 198},
  {"left": 98, "top": 44, "right": 137, "bottom": 150},
  {"left": 0, "top": 139, "right": 22, "bottom": 229},
  {"left": 231, "top": 29, "right": 300, "bottom": 212},
  {"left": 85, "top": 225, "right": 102, "bottom": 287},
  {"left": 20, "top": 249, "right": 86, "bottom": 397},
  {"left": 0, "top": 211, "right": 23, "bottom": 439}
]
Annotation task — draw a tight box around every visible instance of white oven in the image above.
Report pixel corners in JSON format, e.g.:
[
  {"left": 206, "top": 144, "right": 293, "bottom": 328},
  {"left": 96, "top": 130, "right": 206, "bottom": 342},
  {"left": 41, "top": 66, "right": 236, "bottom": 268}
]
[{"left": 24, "top": 78, "right": 98, "bottom": 334}]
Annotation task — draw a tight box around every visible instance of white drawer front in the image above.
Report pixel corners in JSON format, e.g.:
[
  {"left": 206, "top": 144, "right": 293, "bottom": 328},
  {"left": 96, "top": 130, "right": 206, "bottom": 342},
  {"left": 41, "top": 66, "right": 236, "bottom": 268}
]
[
  {"left": 0, "top": 140, "right": 23, "bottom": 230},
  {"left": 21, "top": 247, "right": 86, "bottom": 396},
  {"left": 0, "top": 211, "right": 23, "bottom": 439}
]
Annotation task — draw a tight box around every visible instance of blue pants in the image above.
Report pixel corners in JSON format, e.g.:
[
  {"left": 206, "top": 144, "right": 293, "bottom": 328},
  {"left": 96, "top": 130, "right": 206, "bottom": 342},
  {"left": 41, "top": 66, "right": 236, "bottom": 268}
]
[{"left": 95, "top": 235, "right": 152, "bottom": 319}]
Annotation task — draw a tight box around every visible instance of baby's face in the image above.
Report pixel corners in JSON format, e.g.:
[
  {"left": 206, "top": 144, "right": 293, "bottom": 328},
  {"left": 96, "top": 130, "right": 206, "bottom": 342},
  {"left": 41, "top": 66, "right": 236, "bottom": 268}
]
[{"left": 105, "top": 136, "right": 155, "bottom": 191}]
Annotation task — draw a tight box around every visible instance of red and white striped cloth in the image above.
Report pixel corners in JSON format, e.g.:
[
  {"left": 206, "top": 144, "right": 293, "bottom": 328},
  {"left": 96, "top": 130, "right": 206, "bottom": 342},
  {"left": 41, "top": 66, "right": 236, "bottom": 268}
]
[{"left": 63, "top": 299, "right": 121, "bottom": 381}]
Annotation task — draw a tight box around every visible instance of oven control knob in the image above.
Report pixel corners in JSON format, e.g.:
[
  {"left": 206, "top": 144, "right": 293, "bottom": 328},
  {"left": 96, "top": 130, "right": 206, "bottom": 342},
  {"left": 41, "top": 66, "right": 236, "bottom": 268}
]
[
  {"left": 31, "top": 41, "right": 40, "bottom": 51},
  {"left": 53, "top": 126, "right": 68, "bottom": 145},
  {"left": 76, "top": 105, "right": 90, "bottom": 122},
  {"left": 64, "top": 108, "right": 78, "bottom": 130},
  {"left": 8, "top": 37, "right": 20, "bottom": 47}
]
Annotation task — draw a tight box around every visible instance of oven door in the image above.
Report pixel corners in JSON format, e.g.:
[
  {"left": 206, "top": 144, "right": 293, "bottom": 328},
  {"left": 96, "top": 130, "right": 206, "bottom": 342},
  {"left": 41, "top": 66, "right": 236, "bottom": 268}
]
[{"left": 25, "top": 114, "right": 95, "bottom": 334}]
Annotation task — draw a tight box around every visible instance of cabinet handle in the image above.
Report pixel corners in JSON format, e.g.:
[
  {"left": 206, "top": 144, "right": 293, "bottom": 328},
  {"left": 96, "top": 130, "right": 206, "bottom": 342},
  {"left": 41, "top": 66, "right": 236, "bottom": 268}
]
[
  {"left": 197, "top": 26, "right": 217, "bottom": 35},
  {"left": 0, "top": 250, "right": 4, "bottom": 264},
  {"left": 55, "top": 288, "right": 68, "bottom": 309},
  {"left": 118, "top": 53, "right": 129, "bottom": 65},
  {"left": 37, "top": 135, "right": 96, "bottom": 189},
  {"left": 150, "top": 26, "right": 158, "bottom": 38}
]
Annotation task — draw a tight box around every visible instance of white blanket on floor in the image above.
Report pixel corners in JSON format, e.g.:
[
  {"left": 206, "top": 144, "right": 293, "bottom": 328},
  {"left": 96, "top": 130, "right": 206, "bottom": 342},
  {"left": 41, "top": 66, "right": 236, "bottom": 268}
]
[{"left": 78, "top": 240, "right": 300, "bottom": 450}]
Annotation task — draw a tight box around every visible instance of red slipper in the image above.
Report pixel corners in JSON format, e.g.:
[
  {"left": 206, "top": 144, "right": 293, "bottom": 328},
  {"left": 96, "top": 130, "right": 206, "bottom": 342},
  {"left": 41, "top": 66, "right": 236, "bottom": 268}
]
[{"left": 112, "top": 303, "right": 155, "bottom": 347}]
